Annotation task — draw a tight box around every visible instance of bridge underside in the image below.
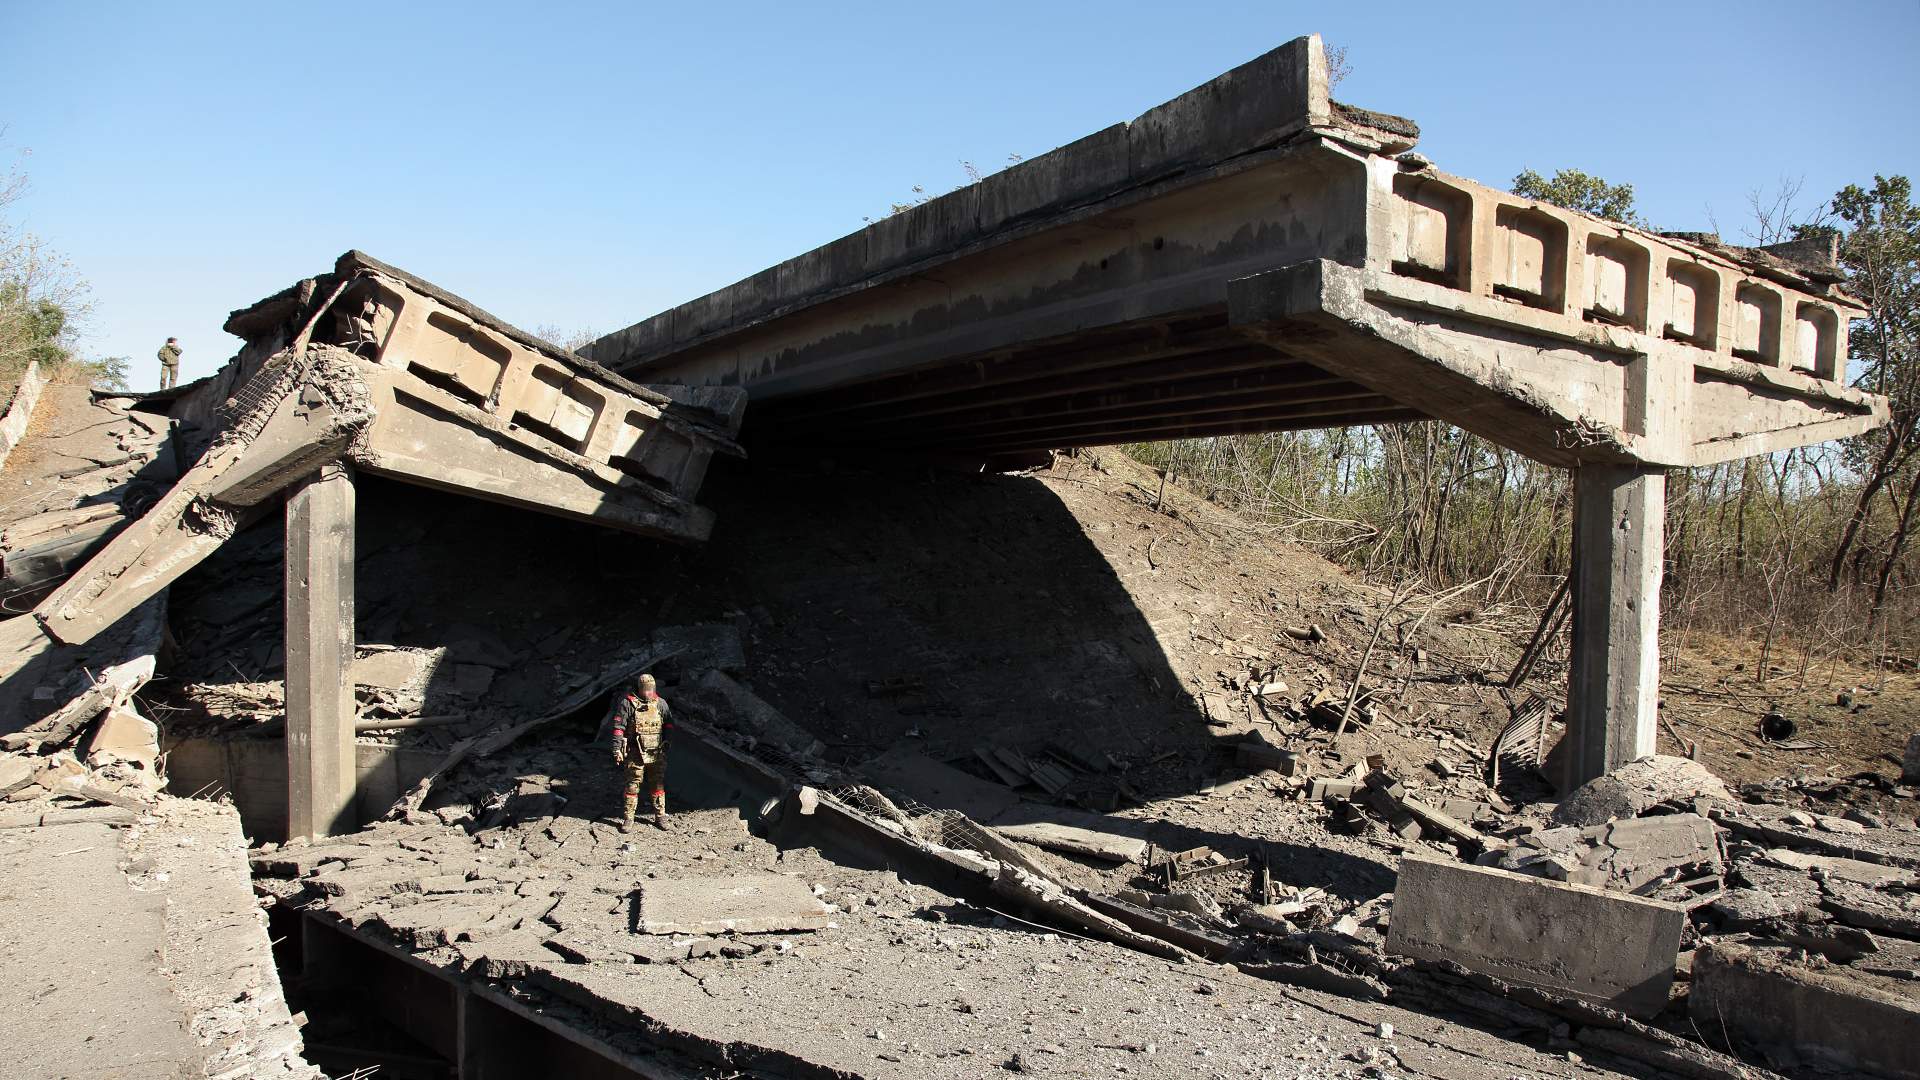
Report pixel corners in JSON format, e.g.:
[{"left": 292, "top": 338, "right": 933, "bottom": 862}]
[
  {"left": 749, "top": 309, "right": 1424, "bottom": 461},
  {"left": 587, "top": 35, "right": 1886, "bottom": 788}
]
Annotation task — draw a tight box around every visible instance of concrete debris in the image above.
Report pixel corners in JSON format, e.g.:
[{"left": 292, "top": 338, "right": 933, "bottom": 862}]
[
  {"left": 633, "top": 874, "right": 833, "bottom": 936},
  {"left": 82, "top": 704, "right": 161, "bottom": 775},
  {"left": 653, "top": 623, "right": 746, "bottom": 675},
  {"left": 1234, "top": 736, "right": 1297, "bottom": 775},
  {"left": 1763, "top": 847, "right": 1913, "bottom": 889},
  {"left": 1692, "top": 942, "right": 1920, "bottom": 1079},
  {"left": 0, "top": 755, "right": 34, "bottom": 798},
  {"left": 1387, "top": 852, "right": 1687, "bottom": 1018},
  {"left": 988, "top": 863, "right": 1190, "bottom": 962},
  {"left": 1712, "top": 801, "right": 1920, "bottom": 871},
  {"left": 1, "top": 653, "right": 156, "bottom": 754},
  {"left": 861, "top": 748, "right": 1020, "bottom": 822},
  {"left": 1487, "top": 813, "right": 1723, "bottom": 895},
  {"left": 682, "top": 669, "right": 827, "bottom": 763},
  {"left": 990, "top": 803, "right": 1150, "bottom": 863},
  {"left": 1085, "top": 891, "right": 1239, "bottom": 960},
  {"left": 1551, "top": 754, "right": 1732, "bottom": 827}
]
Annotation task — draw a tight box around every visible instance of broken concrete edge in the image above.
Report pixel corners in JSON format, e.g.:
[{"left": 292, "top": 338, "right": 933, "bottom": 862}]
[
  {"left": 1710, "top": 805, "right": 1920, "bottom": 871},
  {"left": 1691, "top": 942, "right": 1920, "bottom": 1080},
  {"left": 1391, "top": 961, "right": 1785, "bottom": 1080},
  {"left": 464, "top": 982, "right": 701, "bottom": 1080},
  {"left": 521, "top": 965, "right": 858, "bottom": 1080},
  {"left": 300, "top": 907, "right": 721, "bottom": 1079},
  {"left": 3, "top": 652, "right": 156, "bottom": 752},
  {"left": 133, "top": 798, "right": 326, "bottom": 1079},
  {"left": 0, "top": 359, "right": 48, "bottom": 471},
  {"left": 663, "top": 715, "right": 1204, "bottom": 963},
  {"left": 224, "top": 252, "right": 745, "bottom": 448}
]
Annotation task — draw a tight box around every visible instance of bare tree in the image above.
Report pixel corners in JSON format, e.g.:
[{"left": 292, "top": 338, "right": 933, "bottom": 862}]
[{"left": 0, "top": 132, "right": 94, "bottom": 385}]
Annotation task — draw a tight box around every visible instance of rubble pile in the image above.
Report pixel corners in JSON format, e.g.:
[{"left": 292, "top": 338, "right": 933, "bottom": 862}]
[{"left": 4, "top": 360, "right": 1917, "bottom": 1077}]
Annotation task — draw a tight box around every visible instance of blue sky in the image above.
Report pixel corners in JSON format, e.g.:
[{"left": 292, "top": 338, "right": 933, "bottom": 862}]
[{"left": 4, "top": 1, "right": 1917, "bottom": 384}]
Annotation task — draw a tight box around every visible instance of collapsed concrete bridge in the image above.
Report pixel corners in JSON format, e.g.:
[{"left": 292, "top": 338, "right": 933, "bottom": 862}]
[
  {"left": 583, "top": 34, "right": 1887, "bottom": 789},
  {"left": 4, "top": 252, "right": 744, "bottom": 837}
]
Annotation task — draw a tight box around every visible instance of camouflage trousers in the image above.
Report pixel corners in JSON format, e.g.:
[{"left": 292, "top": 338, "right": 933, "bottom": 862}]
[{"left": 623, "top": 756, "right": 666, "bottom": 821}]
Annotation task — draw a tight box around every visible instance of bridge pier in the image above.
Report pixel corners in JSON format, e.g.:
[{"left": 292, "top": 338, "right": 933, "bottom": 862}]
[
  {"left": 1566, "top": 463, "right": 1664, "bottom": 788},
  {"left": 285, "top": 462, "right": 358, "bottom": 840}
]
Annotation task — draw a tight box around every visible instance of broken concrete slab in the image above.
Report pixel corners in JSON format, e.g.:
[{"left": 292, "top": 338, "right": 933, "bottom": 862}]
[
  {"left": 860, "top": 747, "right": 1019, "bottom": 822},
  {"left": 83, "top": 704, "right": 160, "bottom": 774},
  {"left": 1490, "top": 812, "right": 1722, "bottom": 893},
  {"left": 654, "top": 623, "right": 746, "bottom": 674},
  {"left": 683, "top": 670, "right": 825, "bottom": 762},
  {"left": 1765, "top": 847, "right": 1915, "bottom": 889},
  {"left": 351, "top": 647, "right": 439, "bottom": 693},
  {"left": 990, "top": 803, "right": 1151, "bottom": 863},
  {"left": 1551, "top": 754, "right": 1731, "bottom": 826},
  {"left": 2, "top": 652, "right": 156, "bottom": 752},
  {"left": 1387, "top": 852, "right": 1685, "bottom": 1018},
  {"left": 0, "top": 756, "right": 34, "bottom": 799},
  {"left": 1713, "top": 802, "right": 1920, "bottom": 871},
  {"left": 1820, "top": 878, "right": 1920, "bottom": 939},
  {"left": 633, "top": 874, "right": 832, "bottom": 936},
  {"left": 1692, "top": 942, "right": 1920, "bottom": 1080},
  {"left": 454, "top": 930, "right": 554, "bottom": 980}
]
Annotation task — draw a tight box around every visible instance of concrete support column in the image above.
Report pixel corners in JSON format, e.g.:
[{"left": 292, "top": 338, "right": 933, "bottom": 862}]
[
  {"left": 1566, "top": 462, "right": 1664, "bottom": 788},
  {"left": 285, "top": 461, "right": 356, "bottom": 839}
]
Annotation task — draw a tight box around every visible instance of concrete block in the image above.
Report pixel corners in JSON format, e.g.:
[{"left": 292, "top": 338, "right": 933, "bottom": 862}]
[
  {"left": 1386, "top": 852, "right": 1685, "bottom": 1018},
  {"left": 633, "top": 874, "right": 831, "bottom": 936},
  {"left": 82, "top": 705, "right": 160, "bottom": 773},
  {"left": 1692, "top": 943, "right": 1920, "bottom": 1080},
  {"left": 1309, "top": 778, "right": 1359, "bottom": 802},
  {"left": 0, "top": 756, "right": 34, "bottom": 798}
]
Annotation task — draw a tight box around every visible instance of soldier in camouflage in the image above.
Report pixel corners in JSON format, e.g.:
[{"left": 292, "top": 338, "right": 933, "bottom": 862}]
[
  {"left": 156, "top": 337, "right": 182, "bottom": 390},
  {"left": 609, "top": 672, "right": 670, "bottom": 831}
]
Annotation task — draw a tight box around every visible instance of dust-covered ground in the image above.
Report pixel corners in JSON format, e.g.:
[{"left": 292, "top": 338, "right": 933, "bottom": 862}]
[{"left": 6, "top": 371, "right": 1907, "bottom": 1078}]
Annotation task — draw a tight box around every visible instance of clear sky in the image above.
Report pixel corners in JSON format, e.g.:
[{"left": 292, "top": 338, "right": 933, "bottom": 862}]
[{"left": 4, "top": 1, "right": 1917, "bottom": 385}]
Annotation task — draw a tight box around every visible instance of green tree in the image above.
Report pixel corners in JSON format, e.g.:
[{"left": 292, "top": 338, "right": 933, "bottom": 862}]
[
  {"left": 0, "top": 280, "right": 73, "bottom": 368},
  {"left": 0, "top": 130, "right": 105, "bottom": 390},
  {"left": 1511, "top": 168, "right": 1644, "bottom": 227}
]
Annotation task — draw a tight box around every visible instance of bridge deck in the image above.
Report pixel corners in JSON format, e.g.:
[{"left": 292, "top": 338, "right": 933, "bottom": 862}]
[
  {"left": 586, "top": 36, "right": 1878, "bottom": 472},
  {"left": 585, "top": 34, "right": 1887, "bottom": 789}
]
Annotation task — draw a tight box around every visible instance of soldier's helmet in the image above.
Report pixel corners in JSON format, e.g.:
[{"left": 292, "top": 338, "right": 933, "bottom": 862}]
[{"left": 637, "top": 673, "right": 656, "bottom": 692}]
